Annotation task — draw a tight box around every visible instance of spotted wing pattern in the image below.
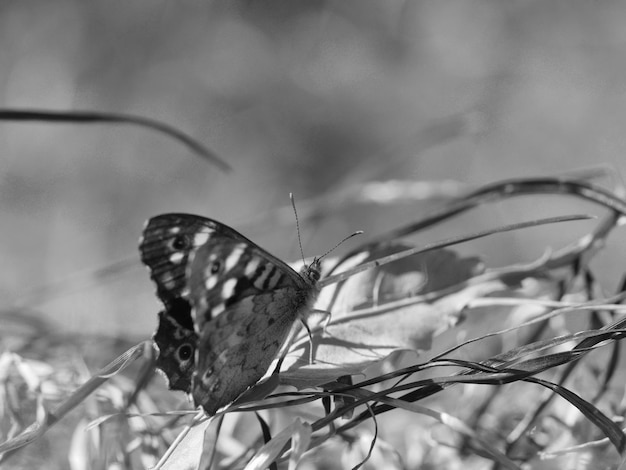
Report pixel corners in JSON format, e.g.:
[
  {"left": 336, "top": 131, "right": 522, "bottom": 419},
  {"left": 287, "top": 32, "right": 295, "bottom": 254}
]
[
  {"left": 139, "top": 213, "right": 321, "bottom": 414},
  {"left": 185, "top": 234, "right": 321, "bottom": 414},
  {"left": 152, "top": 304, "right": 197, "bottom": 392},
  {"left": 140, "top": 213, "right": 244, "bottom": 392},
  {"left": 140, "top": 213, "right": 246, "bottom": 307}
]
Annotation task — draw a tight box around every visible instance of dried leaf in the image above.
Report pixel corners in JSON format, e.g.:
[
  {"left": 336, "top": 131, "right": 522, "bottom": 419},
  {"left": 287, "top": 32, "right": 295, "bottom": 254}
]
[
  {"left": 281, "top": 246, "right": 490, "bottom": 386},
  {"left": 341, "top": 433, "right": 404, "bottom": 470},
  {"left": 325, "top": 245, "right": 484, "bottom": 312},
  {"left": 156, "top": 418, "right": 211, "bottom": 470},
  {"left": 244, "top": 419, "right": 310, "bottom": 470},
  {"left": 288, "top": 419, "right": 311, "bottom": 470}
]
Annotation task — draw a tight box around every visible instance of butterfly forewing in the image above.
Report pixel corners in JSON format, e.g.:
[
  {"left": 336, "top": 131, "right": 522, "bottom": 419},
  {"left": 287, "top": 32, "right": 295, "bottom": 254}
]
[
  {"left": 185, "top": 236, "right": 308, "bottom": 329},
  {"left": 139, "top": 214, "right": 242, "bottom": 306},
  {"left": 186, "top": 238, "right": 321, "bottom": 414}
]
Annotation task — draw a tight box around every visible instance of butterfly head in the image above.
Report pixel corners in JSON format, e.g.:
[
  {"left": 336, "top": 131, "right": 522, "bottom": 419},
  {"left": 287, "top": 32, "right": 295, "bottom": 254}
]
[
  {"left": 299, "top": 230, "right": 362, "bottom": 287},
  {"left": 300, "top": 257, "right": 322, "bottom": 285}
]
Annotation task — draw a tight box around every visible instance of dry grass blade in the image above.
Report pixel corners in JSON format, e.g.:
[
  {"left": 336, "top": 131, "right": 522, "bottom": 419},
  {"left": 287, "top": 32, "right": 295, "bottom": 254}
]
[
  {"left": 197, "top": 414, "right": 224, "bottom": 470},
  {"left": 154, "top": 411, "right": 210, "bottom": 470},
  {"left": 0, "top": 108, "right": 231, "bottom": 171},
  {"left": 5, "top": 172, "right": 626, "bottom": 468},
  {"left": 288, "top": 419, "right": 312, "bottom": 470},
  {"left": 243, "top": 416, "right": 299, "bottom": 470},
  {"left": 347, "top": 389, "right": 521, "bottom": 470},
  {"left": 312, "top": 327, "right": 626, "bottom": 456},
  {"left": 0, "top": 342, "right": 149, "bottom": 458},
  {"left": 525, "top": 376, "right": 626, "bottom": 455},
  {"left": 321, "top": 213, "right": 593, "bottom": 287},
  {"left": 328, "top": 177, "right": 626, "bottom": 271}
]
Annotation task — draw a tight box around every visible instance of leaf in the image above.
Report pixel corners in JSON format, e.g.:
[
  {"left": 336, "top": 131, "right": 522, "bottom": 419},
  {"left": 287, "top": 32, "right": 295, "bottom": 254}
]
[
  {"left": 231, "top": 375, "right": 281, "bottom": 408},
  {"left": 361, "top": 392, "right": 521, "bottom": 470},
  {"left": 529, "top": 377, "right": 626, "bottom": 454},
  {"left": 325, "top": 245, "right": 484, "bottom": 312},
  {"left": 0, "top": 343, "right": 149, "bottom": 456},
  {"left": 281, "top": 246, "right": 494, "bottom": 387},
  {"left": 288, "top": 419, "right": 312, "bottom": 470},
  {"left": 68, "top": 419, "right": 93, "bottom": 470},
  {"left": 197, "top": 415, "right": 224, "bottom": 470},
  {"left": 341, "top": 432, "right": 404, "bottom": 470},
  {"left": 155, "top": 417, "right": 212, "bottom": 470},
  {"left": 244, "top": 419, "right": 311, "bottom": 470}
]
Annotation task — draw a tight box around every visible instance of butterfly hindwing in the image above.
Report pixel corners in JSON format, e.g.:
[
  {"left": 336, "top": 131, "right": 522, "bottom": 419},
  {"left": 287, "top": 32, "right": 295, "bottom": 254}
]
[
  {"left": 192, "top": 291, "right": 303, "bottom": 415},
  {"left": 153, "top": 305, "right": 197, "bottom": 393}
]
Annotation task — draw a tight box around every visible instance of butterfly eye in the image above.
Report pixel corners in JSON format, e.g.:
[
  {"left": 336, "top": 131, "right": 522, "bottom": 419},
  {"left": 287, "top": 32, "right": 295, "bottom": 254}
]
[
  {"left": 176, "top": 343, "right": 194, "bottom": 362},
  {"left": 171, "top": 235, "right": 189, "bottom": 251}
]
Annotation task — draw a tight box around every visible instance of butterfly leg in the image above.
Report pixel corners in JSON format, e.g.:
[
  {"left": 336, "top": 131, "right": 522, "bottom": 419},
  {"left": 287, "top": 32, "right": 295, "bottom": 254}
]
[
  {"left": 299, "top": 309, "right": 330, "bottom": 364},
  {"left": 272, "top": 309, "right": 331, "bottom": 375},
  {"left": 271, "top": 320, "right": 304, "bottom": 375},
  {"left": 300, "top": 318, "right": 314, "bottom": 364}
]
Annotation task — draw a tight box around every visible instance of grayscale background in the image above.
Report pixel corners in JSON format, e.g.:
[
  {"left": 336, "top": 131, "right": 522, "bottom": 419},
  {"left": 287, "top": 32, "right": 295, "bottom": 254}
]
[{"left": 1, "top": 1, "right": 625, "bottom": 338}]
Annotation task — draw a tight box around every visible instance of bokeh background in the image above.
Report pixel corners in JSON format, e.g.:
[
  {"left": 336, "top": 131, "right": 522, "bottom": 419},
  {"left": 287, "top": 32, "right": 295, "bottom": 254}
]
[{"left": 2, "top": 1, "right": 626, "bottom": 341}]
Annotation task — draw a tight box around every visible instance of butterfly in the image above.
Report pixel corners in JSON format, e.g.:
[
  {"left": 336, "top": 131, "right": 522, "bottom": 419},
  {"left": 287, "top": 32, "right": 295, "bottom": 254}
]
[{"left": 139, "top": 213, "right": 321, "bottom": 415}]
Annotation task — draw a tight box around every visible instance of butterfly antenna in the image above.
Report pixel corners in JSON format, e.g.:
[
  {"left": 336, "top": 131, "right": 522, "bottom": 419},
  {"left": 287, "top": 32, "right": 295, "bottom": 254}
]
[
  {"left": 290, "top": 193, "right": 307, "bottom": 266},
  {"left": 291, "top": 192, "right": 363, "bottom": 263},
  {"left": 319, "top": 230, "right": 364, "bottom": 261}
]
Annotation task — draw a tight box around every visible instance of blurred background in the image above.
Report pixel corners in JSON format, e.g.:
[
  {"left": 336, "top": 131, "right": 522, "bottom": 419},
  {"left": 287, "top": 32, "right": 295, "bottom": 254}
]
[{"left": 1, "top": 0, "right": 626, "bottom": 340}]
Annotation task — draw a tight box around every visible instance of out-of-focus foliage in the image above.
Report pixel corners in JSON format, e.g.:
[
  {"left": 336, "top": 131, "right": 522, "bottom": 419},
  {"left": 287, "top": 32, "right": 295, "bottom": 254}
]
[
  {"left": 3, "top": 3, "right": 626, "bottom": 469},
  {"left": 2, "top": 1, "right": 626, "bottom": 336}
]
